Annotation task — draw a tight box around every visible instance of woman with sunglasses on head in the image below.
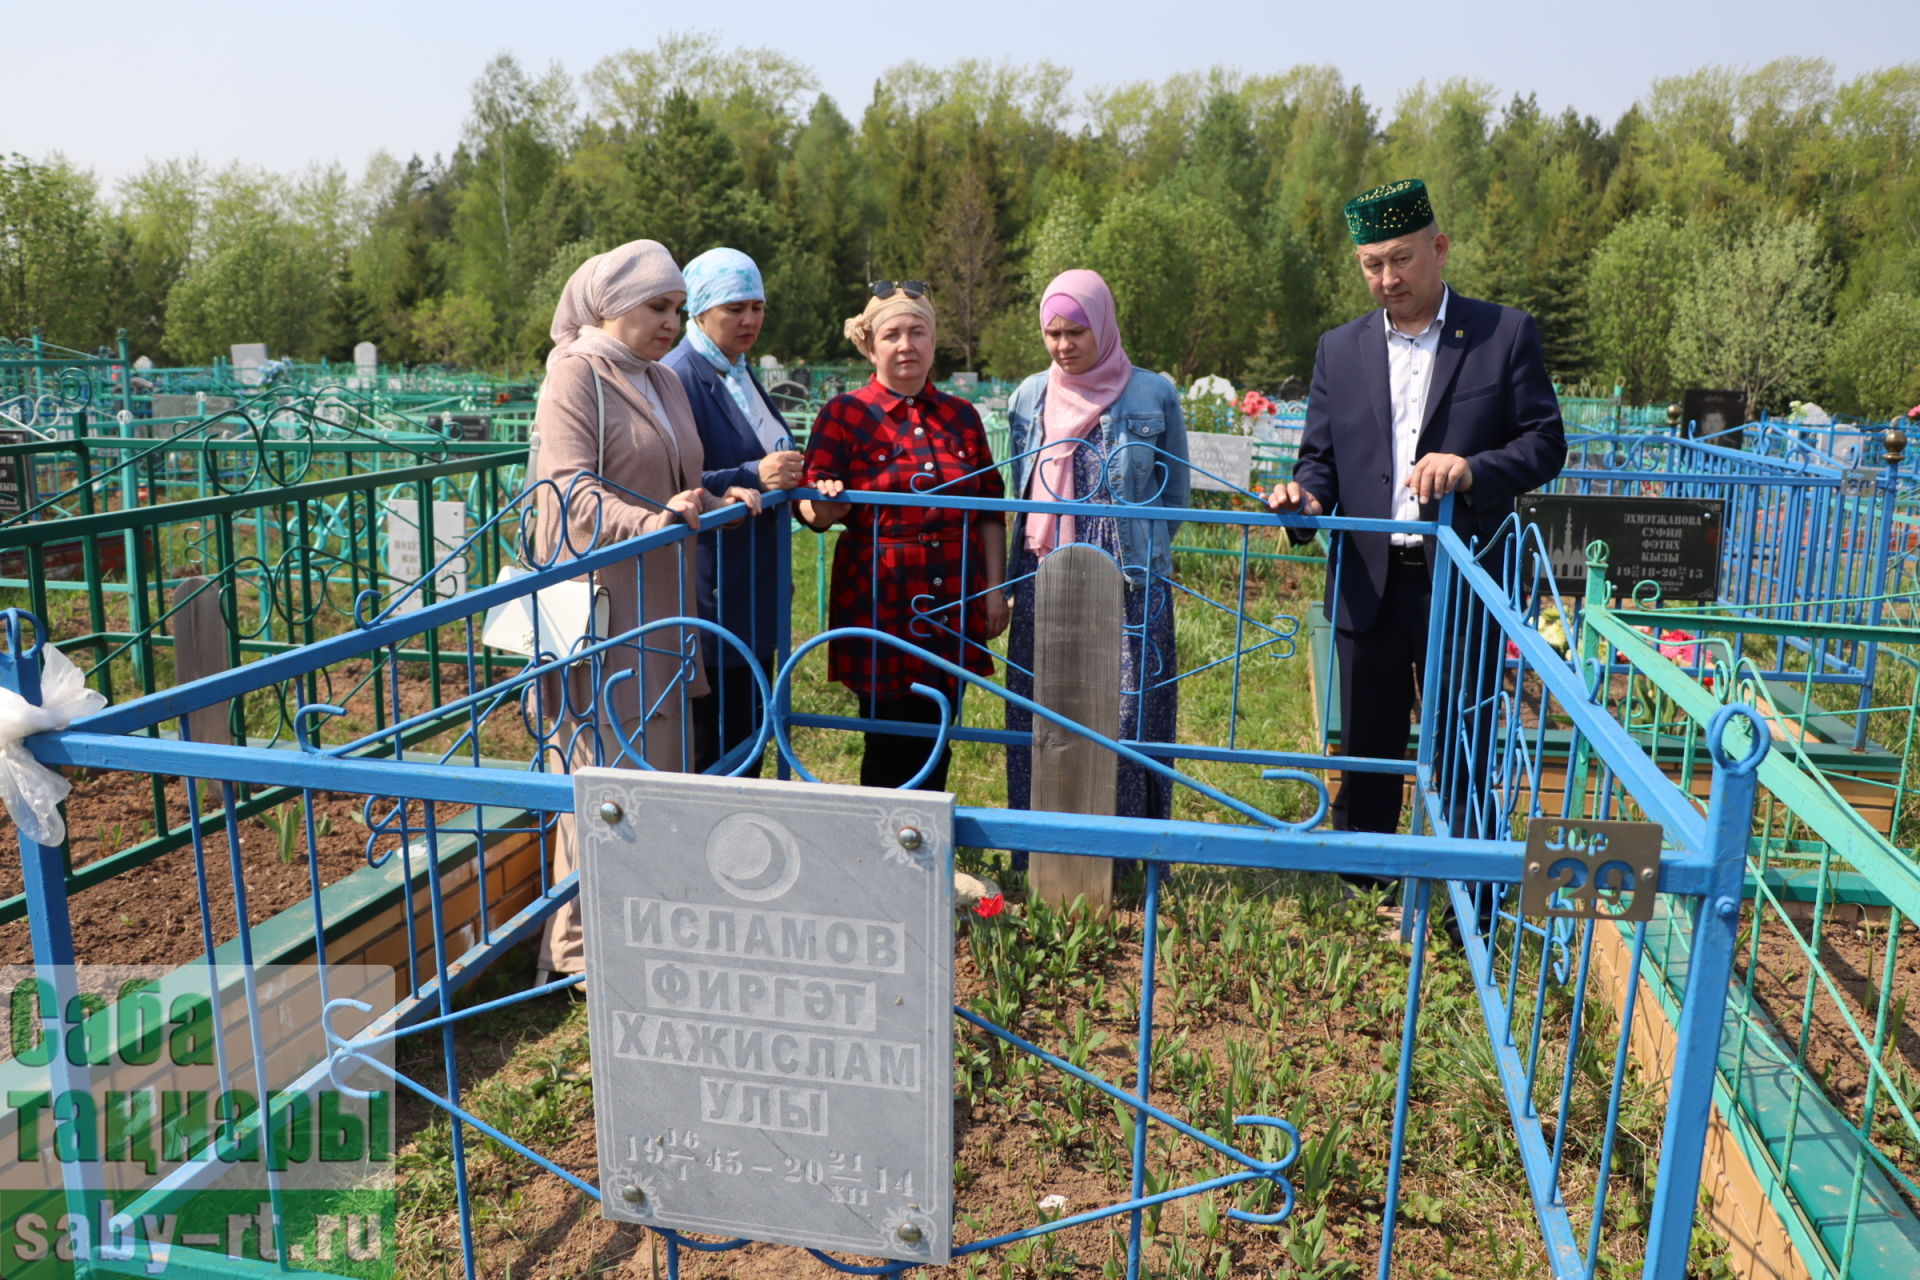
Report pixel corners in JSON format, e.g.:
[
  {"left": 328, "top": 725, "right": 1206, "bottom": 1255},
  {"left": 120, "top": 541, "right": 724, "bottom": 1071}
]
[
  {"left": 530, "top": 238, "right": 761, "bottom": 986},
  {"left": 1003, "top": 269, "right": 1189, "bottom": 832},
  {"left": 796, "top": 281, "right": 1009, "bottom": 790},
  {"left": 662, "top": 247, "right": 806, "bottom": 775}
]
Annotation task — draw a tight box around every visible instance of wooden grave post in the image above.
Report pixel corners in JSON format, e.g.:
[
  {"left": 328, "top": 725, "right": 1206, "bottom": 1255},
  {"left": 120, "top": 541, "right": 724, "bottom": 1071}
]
[
  {"left": 1028, "top": 544, "right": 1123, "bottom": 910},
  {"left": 170, "top": 576, "right": 234, "bottom": 751}
]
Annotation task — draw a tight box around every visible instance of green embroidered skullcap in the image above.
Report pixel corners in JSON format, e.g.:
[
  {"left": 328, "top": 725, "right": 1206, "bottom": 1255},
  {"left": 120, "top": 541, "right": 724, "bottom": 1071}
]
[{"left": 1344, "top": 179, "right": 1435, "bottom": 245}]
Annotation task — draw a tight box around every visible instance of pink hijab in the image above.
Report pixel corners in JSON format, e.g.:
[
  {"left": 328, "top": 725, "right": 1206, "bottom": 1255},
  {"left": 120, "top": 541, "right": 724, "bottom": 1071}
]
[{"left": 1027, "top": 269, "right": 1133, "bottom": 556}]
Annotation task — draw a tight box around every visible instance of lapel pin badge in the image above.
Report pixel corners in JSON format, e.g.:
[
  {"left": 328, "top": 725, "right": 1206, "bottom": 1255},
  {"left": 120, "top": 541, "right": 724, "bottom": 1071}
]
[{"left": 1453, "top": 329, "right": 1464, "bottom": 338}]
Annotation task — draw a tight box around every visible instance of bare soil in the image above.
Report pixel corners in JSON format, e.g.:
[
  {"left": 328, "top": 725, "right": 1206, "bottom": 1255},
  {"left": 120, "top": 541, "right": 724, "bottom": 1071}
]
[
  {"left": 0, "top": 772, "right": 379, "bottom": 966},
  {"left": 1735, "top": 905, "right": 1920, "bottom": 1204},
  {"left": 0, "top": 659, "right": 536, "bottom": 967}
]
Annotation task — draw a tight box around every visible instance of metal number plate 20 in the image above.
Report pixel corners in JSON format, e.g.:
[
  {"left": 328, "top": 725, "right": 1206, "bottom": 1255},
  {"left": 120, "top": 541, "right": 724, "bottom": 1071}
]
[{"left": 1520, "top": 818, "right": 1663, "bottom": 923}]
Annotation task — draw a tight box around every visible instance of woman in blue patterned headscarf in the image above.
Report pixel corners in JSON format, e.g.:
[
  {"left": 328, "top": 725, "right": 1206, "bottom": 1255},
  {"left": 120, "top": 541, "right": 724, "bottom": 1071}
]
[{"left": 663, "top": 247, "right": 804, "bottom": 775}]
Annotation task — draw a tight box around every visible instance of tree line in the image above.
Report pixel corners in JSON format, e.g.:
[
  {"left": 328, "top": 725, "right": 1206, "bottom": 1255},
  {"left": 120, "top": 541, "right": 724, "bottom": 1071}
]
[{"left": 3, "top": 36, "right": 1918, "bottom": 416}]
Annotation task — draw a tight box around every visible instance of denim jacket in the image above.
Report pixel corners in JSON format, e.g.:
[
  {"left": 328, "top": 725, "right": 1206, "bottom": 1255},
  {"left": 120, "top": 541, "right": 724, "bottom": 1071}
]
[{"left": 1005, "top": 366, "right": 1189, "bottom": 584}]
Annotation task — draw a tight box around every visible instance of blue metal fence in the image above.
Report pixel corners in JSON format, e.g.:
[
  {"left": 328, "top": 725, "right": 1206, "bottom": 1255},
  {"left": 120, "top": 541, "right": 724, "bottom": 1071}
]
[{"left": 2, "top": 462, "right": 1764, "bottom": 1278}]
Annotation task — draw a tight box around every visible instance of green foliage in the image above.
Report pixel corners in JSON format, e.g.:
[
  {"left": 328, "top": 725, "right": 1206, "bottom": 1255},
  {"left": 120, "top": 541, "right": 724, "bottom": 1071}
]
[
  {"left": 1379, "top": 78, "right": 1498, "bottom": 241},
  {"left": 925, "top": 142, "right": 1010, "bottom": 370},
  {"left": 1824, "top": 291, "right": 1920, "bottom": 417},
  {"left": 623, "top": 89, "right": 777, "bottom": 266},
  {"left": 0, "top": 154, "right": 111, "bottom": 349},
  {"left": 1089, "top": 188, "right": 1190, "bottom": 373},
  {"left": 1090, "top": 186, "right": 1262, "bottom": 380},
  {"left": 3, "top": 34, "right": 1917, "bottom": 402},
  {"left": 348, "top": 155, "right": 454, "bottom": 364},
  {"left": 408, "top": 292, "right": 500, "bottom": 370},
  {"left": 767, "top": 95, "right": 877, "bottom": 360},
  {"left": 1669, "top": 212, "right": 1835, "bottom": 412},
  {"left": 162, "top": 206, "right": 332, "bottom": 362},
  {"left": 976, "top": 303, "right": 1047, "bottom": 381},
  {"left": 448, "top": 54, "right": 575, "bottom": 361},
  {"left": 1583, "top": 211, "right": 1699, "bottom": 404}
]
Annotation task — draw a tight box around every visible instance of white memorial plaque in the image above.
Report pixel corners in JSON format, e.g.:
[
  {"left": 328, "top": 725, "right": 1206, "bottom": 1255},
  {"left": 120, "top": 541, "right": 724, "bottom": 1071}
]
[
  {"left": 577, "top": 771, "right": 954, "bottom": 1264},
  {"left": 1185, "top": 431, "right": 1254, "bottom": 493},
  {"left": 383, "top": 499, "right": 469, "bottom": 611},
  {"left": 353, "top": 340, "right": 378, "bottom": 370},
  {"left": 230, "top": 342, "right": 268, "bottom": 386}
]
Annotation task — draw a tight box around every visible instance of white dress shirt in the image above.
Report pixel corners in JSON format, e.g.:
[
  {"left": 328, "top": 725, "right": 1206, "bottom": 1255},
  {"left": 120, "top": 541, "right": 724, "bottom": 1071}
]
[{"left": 1385, "top": 286, "right": 1449, "bottom": 546}]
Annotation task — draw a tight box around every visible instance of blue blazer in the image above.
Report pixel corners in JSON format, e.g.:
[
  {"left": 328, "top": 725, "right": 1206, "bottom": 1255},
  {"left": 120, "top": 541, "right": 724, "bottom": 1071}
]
[
  {"left": 1293, "top": 291, "right": 1567, "bottom": 632},
  {"left": 662, "top": 338, "right": 792, "bottom": 666}
]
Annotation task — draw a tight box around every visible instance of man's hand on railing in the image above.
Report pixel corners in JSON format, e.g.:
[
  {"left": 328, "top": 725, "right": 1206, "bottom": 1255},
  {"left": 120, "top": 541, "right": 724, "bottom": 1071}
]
[
  {"left": 1263, "top": 481, "right": 1323, "bottom": 516},
  {"left": 1408, "top": 452, "right": 1473, "bottom": 502}
]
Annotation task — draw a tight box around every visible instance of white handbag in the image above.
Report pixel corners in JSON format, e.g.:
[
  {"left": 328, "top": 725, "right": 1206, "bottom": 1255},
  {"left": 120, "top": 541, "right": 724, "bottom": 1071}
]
[{"left": 480, "top": 563, "right": 609, "bottom": 658}]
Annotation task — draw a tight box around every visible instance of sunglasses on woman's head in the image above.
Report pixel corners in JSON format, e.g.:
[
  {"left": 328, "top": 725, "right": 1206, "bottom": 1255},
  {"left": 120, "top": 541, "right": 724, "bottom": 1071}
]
[{"left": 869, "top": 280, "right": 930, "bottom": 299}]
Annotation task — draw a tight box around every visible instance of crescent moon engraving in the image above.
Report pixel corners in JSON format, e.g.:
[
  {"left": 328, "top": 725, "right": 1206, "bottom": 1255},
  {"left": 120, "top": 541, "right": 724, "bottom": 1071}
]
[{"left": 706, "top": 813, "right": 802, "bottom": 902}]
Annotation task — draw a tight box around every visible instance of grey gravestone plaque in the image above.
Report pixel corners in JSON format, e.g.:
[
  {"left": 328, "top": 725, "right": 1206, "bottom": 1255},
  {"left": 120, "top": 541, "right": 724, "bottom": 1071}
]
[
  {"left": 1184, "top": 431, "right": 1254, "bottom": 493},
  {"left": 230, "top": 342, "right": 268, "bottom": 386},
  {"left": 1518, "top": 494, "right": 1724, "bottom": 602},
  {"left": 0, "top": 429, "right": 37, "bottom": 518},
  {"left": 150, "top": 395, "right": 239, "bottom": 436},
  {"left": 576, "top": 771, "right": 954, "bottom": 1264}
]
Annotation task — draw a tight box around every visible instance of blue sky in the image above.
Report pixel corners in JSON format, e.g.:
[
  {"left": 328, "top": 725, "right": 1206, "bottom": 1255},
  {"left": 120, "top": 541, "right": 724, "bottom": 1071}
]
[{"left": 6, "top": 0, "right": 1904, "bottom": 195}]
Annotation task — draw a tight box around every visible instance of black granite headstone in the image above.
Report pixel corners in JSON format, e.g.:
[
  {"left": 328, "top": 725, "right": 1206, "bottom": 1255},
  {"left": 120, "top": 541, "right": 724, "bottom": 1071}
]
[
  {"left": 1680, "top": 388, "right": 1748, "bottom": 448},
  {"left": 427, "top": 414, "right": 492, "bottom": 441},
  {"left": 0, "top": 429, "right": 38, "bottom": 519},
  {"left": 1518, "top": 494, "right": 1724, "bottom": 602}
]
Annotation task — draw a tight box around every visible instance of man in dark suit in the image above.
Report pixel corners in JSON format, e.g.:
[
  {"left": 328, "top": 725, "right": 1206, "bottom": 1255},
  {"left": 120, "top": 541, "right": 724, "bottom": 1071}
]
[{"left": 1268, "top": 179, "right": 1566, "bottom": 838}]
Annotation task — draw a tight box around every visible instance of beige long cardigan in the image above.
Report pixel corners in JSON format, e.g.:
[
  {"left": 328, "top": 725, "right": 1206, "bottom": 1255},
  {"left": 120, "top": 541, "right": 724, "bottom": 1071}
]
[{"left": 531, "top": 348, "right": 709, "bottom": 770}]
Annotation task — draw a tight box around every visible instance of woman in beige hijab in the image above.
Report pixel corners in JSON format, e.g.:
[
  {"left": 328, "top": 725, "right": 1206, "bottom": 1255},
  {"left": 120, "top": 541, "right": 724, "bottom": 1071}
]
[{"left": 531, "top": 238, "right": 760, "bottom": 984}]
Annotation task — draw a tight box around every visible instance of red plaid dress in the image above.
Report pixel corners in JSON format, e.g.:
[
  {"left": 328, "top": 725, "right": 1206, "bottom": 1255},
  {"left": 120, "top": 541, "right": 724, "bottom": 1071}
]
[{"left": 802, "top": 378, "right": 1006, "bottom": 699}]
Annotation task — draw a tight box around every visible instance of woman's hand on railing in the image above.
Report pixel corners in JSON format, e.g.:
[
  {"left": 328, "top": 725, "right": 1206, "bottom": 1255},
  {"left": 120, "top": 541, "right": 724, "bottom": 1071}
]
[
  {"left": 797, "top": 478, "right": 850, "bottom": 531},
  {"left": 758, "top": 449, "right": 805, "bottom": 490},
  {"left": 666, "top": 488, "right": 705, "bottom": 530},
  {"left": 707, "top": 485, "right": 764, "bottom": 525}
]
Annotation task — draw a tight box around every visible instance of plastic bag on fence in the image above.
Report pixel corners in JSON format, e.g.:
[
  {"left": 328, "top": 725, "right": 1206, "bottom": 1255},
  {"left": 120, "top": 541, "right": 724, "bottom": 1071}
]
[
  {"left": 0, "top": 643, "right": 108, "bottom": 847},
  {"left": 480, "top": 564, "right": 610, "bottom": 658}
]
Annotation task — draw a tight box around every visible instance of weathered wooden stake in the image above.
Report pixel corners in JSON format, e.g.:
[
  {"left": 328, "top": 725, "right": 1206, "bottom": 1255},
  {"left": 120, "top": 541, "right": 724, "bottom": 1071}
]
[
  {"left": 1028, "top": 544, "right": 1122, "bottom": 911},
  {"left": 171, "top": 575, "right": 234, "bottom": 749}
]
